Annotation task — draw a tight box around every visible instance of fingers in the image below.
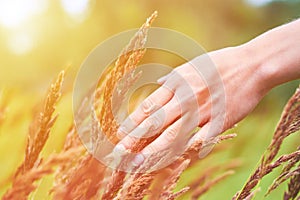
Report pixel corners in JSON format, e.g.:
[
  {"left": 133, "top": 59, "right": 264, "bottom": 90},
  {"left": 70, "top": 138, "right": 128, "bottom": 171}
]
[
  {"left": 187, "top": 122, "right": 211, "bottom": 147},
  {"left": 128, "top": 97, "right": 180, "bottom": 138},
  {"left": 157, "top": 71, "right": 173, "bottom": 84},
  {"left": 131, "top": 118, "right": 186, "bottom": 166},
  {"left": 117, "top": 85, "right": 173, "bottom": 139},
  {"left": 187, "top": 122, "right": 222, "bottom": 159},
  {"left": 116, "top": 96, "right": 181, "bottom": 149}
]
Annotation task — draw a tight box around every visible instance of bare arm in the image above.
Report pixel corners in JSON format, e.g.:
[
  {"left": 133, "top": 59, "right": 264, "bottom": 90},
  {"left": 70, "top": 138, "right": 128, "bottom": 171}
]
[{"left": 242, "top": 18, "right": 300, "bottom": 90}]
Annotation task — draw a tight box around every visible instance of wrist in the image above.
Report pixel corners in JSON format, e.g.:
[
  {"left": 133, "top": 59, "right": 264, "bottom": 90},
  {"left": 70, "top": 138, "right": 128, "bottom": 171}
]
[
  {"left": 224, "top": 45, "right": 271, "bottom": 96},
  {"left": 240, "top": 20, "right": 300, "bottom": 92},
  {"left": 208, "top": 45, "right": 269, "bottom": 100},
  {"left": 237, "top": 43, "right": 272, "bottom": 95}
]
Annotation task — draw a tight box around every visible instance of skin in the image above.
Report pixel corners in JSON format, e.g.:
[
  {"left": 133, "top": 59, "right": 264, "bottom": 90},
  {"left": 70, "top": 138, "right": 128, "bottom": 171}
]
[{"left": 114, "top": 19, "right": 300, "bottom": 166}]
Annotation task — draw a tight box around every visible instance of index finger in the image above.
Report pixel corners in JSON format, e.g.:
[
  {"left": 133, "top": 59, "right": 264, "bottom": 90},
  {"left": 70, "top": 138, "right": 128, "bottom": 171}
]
[{"left": 117, "top": 85, "right": 173, "bottom": 139}]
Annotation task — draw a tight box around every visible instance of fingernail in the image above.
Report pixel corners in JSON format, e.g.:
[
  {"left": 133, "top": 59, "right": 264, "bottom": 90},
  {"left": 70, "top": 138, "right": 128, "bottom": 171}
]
[{"left": 132, "top": 154, "right": 144, "bottom": 167}]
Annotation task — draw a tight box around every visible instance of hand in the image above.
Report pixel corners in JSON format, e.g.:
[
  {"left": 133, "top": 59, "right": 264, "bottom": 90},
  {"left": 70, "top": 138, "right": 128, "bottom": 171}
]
[
  {"left": 112, "top": 19, "right": 300, "bottom": 167},
  {"left": 114, "top": 46, "right": 268, "bottom": 166}
]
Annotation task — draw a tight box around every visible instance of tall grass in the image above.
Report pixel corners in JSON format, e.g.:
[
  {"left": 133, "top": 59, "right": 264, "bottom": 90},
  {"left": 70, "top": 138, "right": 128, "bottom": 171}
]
[
  {"left": 1, "top": 12, "right": 299, "bottom": 200},
  {"left": 233, "top": 86, "right": 300, "bottom": 200}
]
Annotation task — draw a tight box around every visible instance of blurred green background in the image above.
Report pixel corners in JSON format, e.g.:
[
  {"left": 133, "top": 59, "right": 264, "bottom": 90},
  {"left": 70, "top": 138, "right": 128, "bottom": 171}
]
[{"left": 0, "top": 0, "right": 299, "bottom": 199}]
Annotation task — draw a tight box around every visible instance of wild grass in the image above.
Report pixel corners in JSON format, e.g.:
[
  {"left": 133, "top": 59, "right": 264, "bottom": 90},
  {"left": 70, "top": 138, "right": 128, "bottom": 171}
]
[
  {"left": 0, "top": 11, "right": 299, "bottom": 200},
  {"left": 233, "top": 86, "right": 300, "bottom": 200}
]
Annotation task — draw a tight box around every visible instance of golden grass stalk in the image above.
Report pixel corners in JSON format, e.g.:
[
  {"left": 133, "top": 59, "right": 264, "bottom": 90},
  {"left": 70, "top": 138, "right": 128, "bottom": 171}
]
[
  {"left": 239, "top": 188, "right": 261, "bottom": 200},
  {"left": 51, "top": 126, "right": 86, "bottom": 194},
  {"left": 184, "top": 133, "right": 237, "bottom": 165},
  {"left": 265, "top": 86, "right": 300, "bottom": 165},
  {"left": 159, "top": 158, "right": 191, "bottom": 199},
  {"left": 2, "top": 70, "right": 65, "bottom": 200},
  {"left": 234, "top": 85, "right": 300, "bottom": 200},
  {"left": 98, "top": 12, "right": 158, "bottom": 200},
  {"left": 2, "top": 147, "right": 83, "bottom": 200},
  {"left": 189, "top": 159, "right": 242, "bottom": 192},
  {"left": 284, "top": 165, "right": 300, "bottom": 200},
  {"left": 267, "top": 164, "right": 299, "bottom": 196},
  {"left": 51, "top": 99, "right": 89, "bottom": 194},
  {"left": 101, "top": 170, "right": 126, "bottom": 200},
  {"left": 263, "top": 151, "right": 300, "bottom": 175},
  {"left": 98, "top": 11, "right": 157, "bottom": 145},
  {"left": 268, "top": 146, "right": 300, "bottom": 192},
  {"left": 115, "top": 172, "right": 154, "bottom": 200},
  {"left": 15, "top": 70, "right": 65, "bottom": 177},
  {"left": 52, "top": 84, "right": 106, "bottom": 198},
  {"left": 165, "top": 187, "right": 190, "bottom": 200},
  {"left": 191, "top": 170, "right": 235, "bottom": 200},
  {"left": 52, "top": 104, "right": 108, "bottom": 199},
  {"left": 53, "top": 154, "right": 106, "bottom": 200}
]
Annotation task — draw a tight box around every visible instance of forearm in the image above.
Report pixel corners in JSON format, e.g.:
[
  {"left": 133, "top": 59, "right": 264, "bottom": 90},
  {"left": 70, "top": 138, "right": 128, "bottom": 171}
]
[{"left": 240, "top": 19, "right": 300, "bottom": 91}]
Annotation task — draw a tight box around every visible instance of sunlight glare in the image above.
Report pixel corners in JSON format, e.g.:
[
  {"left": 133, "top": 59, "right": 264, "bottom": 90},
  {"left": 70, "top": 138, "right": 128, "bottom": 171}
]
[
  {"left": 7, "top": 32, "right": 34, "bottom": 55},
  {"left": 245, "top": 0, "right": 274, "bottom": 6},
  {"left": 61, "top": 0, "right": 90, "bottom": 19},
  {"left": 0, "top": 0, "right": 48, "bottom": 28}
]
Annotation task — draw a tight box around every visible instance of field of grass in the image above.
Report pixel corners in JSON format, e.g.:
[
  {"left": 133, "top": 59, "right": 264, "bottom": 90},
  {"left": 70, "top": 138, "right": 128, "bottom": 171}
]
[
  {"left": 0, "top": 62, "right": 298, "bottom": 200},
  {"left": 0, "top": 1, "right": 299, "bottom": 199}
]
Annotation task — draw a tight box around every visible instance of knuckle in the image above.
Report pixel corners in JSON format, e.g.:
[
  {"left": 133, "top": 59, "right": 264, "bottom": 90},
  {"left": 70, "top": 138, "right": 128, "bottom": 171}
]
[
  {"left": 144, "top": 145, "right": 157, "bottom": 155},
  {"left": 129, "top": 114, "right": 140, "bottom": 126},
  {"left": 141, "top": 98, "right": 155, "bottom": 115},
  {"left": 147, "top": 115, "right": 161, "bottom": 130},
  {"left": 143, "top": 117, "right": 153, "bottom": 128},
  {"left": 117, "top": 128, "right": 127, "bottom": 139},
  {"left": 164, "top": 127, "right": 178, "bottom": 142},
  {"left": 122, "top": 137, "right": 135, "bottom": 149}
]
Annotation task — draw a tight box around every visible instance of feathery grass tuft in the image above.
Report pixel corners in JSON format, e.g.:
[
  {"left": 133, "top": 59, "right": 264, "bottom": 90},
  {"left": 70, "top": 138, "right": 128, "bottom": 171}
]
[{"left": 234, "top": 85, "right": 300, "bottom": 200}]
